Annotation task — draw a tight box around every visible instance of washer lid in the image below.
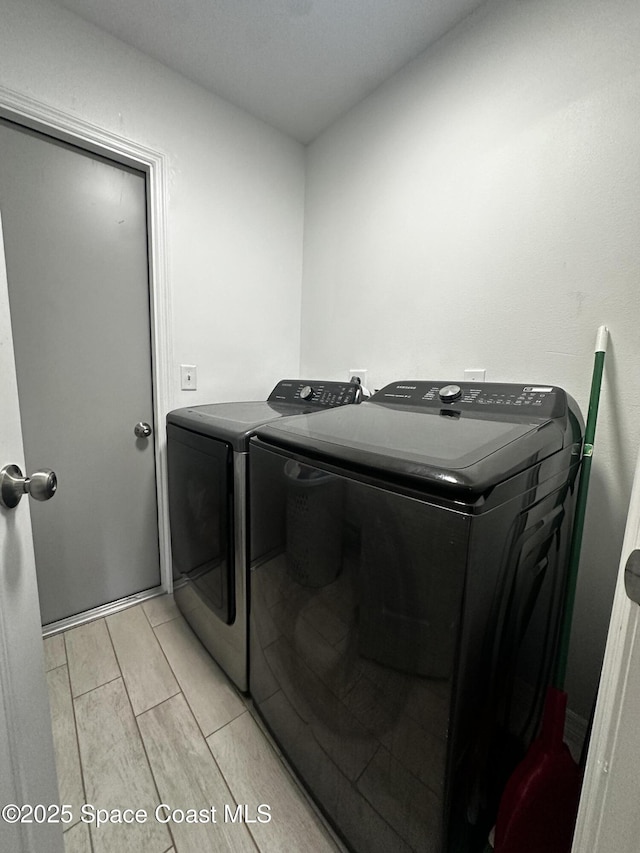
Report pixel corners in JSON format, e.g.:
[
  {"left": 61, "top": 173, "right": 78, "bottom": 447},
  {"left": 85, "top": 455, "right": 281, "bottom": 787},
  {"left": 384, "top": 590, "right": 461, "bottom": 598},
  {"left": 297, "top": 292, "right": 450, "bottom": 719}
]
[{"left": 253, "top": 381, "right": 574, "bottom": 493}]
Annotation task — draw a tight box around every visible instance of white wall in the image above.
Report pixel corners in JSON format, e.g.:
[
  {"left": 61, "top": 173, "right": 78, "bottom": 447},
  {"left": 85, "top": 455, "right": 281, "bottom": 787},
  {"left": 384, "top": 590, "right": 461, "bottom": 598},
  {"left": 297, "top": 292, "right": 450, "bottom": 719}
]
[
  {"left": 301, "top": 0, "right": 640, "bottom": 718},
  {"left": 0, "top": 0, "right": 305, "bottom": 407}
]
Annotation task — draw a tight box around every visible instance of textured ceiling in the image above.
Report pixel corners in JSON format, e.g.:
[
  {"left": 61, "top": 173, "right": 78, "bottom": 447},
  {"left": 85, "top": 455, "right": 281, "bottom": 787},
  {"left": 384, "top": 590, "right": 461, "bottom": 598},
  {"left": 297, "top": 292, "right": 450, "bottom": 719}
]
[{"left": 48, "top": 0, "right": 488, "bottom": 143}]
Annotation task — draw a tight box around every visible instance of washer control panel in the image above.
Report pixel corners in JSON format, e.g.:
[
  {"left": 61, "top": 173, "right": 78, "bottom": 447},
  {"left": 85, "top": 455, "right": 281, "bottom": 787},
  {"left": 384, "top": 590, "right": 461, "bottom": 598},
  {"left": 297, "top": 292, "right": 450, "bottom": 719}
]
[
  {"left": 372, "top": 381, "right": 567, "bottom": 418},
  {"left": 268, "top": 379, "right": 360, "bottom": 407}
]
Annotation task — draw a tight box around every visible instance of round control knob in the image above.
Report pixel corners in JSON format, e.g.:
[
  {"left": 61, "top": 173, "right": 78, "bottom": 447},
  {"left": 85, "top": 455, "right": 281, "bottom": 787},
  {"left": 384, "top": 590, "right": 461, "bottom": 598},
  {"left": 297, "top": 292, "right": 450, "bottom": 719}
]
[
  {"left": 299, "top": 385, "right": 314, "bottom": 401},
  {"left": 439, "top": 384, "right": 462, "bottom": 403}
]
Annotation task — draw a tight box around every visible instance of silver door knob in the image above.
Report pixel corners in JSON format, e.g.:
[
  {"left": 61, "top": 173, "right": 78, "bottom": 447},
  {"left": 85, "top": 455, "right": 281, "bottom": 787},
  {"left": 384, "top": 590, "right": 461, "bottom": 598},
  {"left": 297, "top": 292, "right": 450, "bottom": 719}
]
[
  {"left": 134, "top": 422, "right": 152, "bottom": 438},
  {"left": 0, "top": 464, "right": 57, "bottom": 510},
  {"left": 624, "top": 549, "right": 640, "bottom": 606}
]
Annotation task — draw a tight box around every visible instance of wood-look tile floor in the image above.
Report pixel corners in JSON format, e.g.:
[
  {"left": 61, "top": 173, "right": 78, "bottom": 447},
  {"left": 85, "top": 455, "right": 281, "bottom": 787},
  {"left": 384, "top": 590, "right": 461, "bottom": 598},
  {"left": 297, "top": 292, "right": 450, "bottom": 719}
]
[{"left": 43, "top": 595, "right": 344, "bottom": 853}]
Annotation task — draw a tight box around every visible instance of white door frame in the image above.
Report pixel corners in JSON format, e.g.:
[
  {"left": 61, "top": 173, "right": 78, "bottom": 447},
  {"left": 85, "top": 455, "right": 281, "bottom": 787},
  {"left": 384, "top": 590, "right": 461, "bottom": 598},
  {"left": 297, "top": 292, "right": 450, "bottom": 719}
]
[
  {"left": 0, "top": 85, "right": 174, "bottom": 595},
  {"left": 571, "top": 445, "right": 640, "bottom": 851}
]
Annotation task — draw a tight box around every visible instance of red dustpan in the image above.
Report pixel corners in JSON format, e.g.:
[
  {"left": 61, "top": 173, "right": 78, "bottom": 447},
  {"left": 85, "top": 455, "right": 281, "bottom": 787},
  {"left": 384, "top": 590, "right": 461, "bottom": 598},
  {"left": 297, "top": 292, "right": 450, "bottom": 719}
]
[
  {"left": 493, "top": 688, "right": 581, "bottom": 852},
  {"left": 494, "top": 326, "right": 608, "bottom": 853}
]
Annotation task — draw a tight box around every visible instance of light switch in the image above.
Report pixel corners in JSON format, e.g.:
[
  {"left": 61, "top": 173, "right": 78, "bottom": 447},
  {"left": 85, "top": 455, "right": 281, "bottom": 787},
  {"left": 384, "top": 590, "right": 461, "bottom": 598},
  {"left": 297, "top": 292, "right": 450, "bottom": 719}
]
[{"left": 180, "top": 364, "right": 197, "bottom": 390}]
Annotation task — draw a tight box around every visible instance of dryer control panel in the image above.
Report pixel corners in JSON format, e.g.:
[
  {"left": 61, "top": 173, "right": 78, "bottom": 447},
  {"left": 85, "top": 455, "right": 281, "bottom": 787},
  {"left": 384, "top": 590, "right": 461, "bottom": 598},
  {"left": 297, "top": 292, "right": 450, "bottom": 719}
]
[
  {"left": 268, "top": 379, "right": 360, "bottom": 407},
  {"left": 372, "top": 381, "right": 567, "bottom": 418}
]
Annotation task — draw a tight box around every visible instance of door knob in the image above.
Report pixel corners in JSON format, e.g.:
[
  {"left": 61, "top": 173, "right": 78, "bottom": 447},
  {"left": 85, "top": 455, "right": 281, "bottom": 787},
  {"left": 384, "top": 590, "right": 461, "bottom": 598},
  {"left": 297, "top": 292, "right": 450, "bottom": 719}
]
[
  {"left": 0, "top": 464, "right": 57, "bottom": 510},
  {"left": 624, "top": 549, "right": 640, "bottom": 606},
  {"left": 134, "top": 422, "right": 152, "bottom": 439}
]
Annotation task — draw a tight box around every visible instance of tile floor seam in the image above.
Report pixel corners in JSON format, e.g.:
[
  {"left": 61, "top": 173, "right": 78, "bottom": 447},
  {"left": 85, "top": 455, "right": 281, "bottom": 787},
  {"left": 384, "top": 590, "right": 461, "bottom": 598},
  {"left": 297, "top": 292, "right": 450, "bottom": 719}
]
[
  {"left": 137, "top": 688, "right": 183, "bottom": 719},
  {"left": 66, "top": 619, "right": 121, "bottom": 699},
  {"left": 150, "top": 622, "right": 216, "bottom": 742},
  {"left": 45, "top": 661, "right": 69, "bottom": 674},
  {"left": 131, "top": 739, "right": 178, "bottom": 853},
  {"left": 197, "top": 703, "right": 247, "bottom": 742},
  {"left": 137, "top": 691, "right": 255, "bottom": 853},
  {"left": 70, "top": 672, "right": 123, "bottom": 701},
  {"left": 103, "top": 614, "right": 123, "bottom": 675},
  {"left": 140, "top": 598, "right": 161, "bottom": 630},
  {"left": 140, "top": 599, "right": 154, "bottom": 628},
  {"left": 105, "top": 606, "right": 181, "bottom": 717},
  {"left": 151, "top": 621, "right": 247, "bottom": 742},
  {"left": 74, "top": 675, "right": 173, "bottom": 853},
  {"left": 149, "top": 619, "right": 205, "bottom": 718},
  {"left": 63, "top": 633, "right": 94, "bottom": 853},
  {"left": 61, "top": 629, "right": 70, "bottom": 667},
  {"left": 202, "top": 740, "right": 262, "bottom": 853},
  {"left": 115, "top": 660, "right": 180, "bottom": 853},
  {"left": 150, "top": 624, "right": 178, "bottom": 675},
  {"left": 141, "top": 595, "right": 181, "bottom": 629},
  {"left": 135, "top": 689, "right": 184, "bottom": 721},
  {"left": 200, "top": 704, "right": 249, "bottom": 741},
  {"left": 96, "top": 672, "right": 178, "bottom": 851}
]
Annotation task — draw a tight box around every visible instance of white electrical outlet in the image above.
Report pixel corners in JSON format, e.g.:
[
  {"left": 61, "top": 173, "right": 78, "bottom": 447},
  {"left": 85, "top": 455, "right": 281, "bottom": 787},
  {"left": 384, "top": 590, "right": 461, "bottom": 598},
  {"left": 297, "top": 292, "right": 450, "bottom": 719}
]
[
  {"left": 348, "top": 369, "right": 368, "bottom": 387},
  {"left": 180, "top": 364, "right": 197, "bottom": 390},
  {"left": 464, "top": 369, "right": 486, "bottom": 382}
]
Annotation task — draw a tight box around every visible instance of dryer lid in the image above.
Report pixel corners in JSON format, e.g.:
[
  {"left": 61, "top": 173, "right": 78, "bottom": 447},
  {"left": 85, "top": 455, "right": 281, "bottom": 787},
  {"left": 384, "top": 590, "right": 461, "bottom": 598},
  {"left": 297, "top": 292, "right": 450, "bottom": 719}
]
[
  {"left": 166, "top": 379, "right": 361, "bottom": 449},
  {"left": 166, "top": 401, "right": 305, "bottom": 448}
]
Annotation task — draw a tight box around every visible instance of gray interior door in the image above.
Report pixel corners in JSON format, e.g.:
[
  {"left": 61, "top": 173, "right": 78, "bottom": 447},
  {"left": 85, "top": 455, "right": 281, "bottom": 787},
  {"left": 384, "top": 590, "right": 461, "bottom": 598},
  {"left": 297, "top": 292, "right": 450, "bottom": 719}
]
[{"left": 0, "top": 117, "right": 160, "bottom": 625}]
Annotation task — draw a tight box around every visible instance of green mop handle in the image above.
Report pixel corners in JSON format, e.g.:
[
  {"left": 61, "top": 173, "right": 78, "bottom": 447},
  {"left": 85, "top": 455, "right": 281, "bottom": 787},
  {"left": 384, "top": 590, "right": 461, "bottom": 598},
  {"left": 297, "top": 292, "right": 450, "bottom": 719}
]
[{"left": 554, "top": 325, "right": 608, "bottom": 690}]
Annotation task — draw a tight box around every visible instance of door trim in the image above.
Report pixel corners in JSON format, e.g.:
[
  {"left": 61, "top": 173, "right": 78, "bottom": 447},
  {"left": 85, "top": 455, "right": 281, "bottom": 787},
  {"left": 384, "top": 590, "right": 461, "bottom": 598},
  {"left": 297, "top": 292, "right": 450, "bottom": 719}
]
[
  {"left": 571, "top": 448, "right": 640, "bottom": 851},
  {"left": 0, "top": 85, "right": 174, "bottom": 593}
]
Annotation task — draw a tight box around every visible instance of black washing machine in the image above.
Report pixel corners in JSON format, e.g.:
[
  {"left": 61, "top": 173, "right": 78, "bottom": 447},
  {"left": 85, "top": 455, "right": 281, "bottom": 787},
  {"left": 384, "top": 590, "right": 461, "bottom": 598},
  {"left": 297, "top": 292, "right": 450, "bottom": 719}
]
[
  {"left": 248, "top": 380, "right": 583, "bottom": 853},
  {"left": 166, "top": 379, "right": 362, "bottom": 692}
]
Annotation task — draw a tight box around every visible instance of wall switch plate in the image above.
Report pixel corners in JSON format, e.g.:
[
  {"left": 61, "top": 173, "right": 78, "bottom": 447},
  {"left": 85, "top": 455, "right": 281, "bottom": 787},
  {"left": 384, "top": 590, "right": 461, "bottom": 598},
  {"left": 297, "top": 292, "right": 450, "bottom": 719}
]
[
  {"left": 348, "top": 369, "right": 368, "bottom": 387},
  {"left": 464, "top": 369, "right": 486, "bottom": 382},
  {"left": 180, "top": 364, "right": 197, "bottom": 390}
]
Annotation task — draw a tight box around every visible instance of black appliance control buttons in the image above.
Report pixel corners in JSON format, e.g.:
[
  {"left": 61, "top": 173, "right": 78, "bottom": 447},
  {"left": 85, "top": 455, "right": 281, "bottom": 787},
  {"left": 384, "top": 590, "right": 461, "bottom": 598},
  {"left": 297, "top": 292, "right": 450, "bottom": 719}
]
[
  {"left": 299, "top": 385, "right": 314, "bottom": 400},
  {"left": 438, "top": 384, "right": 462, "bottom": 403}
]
